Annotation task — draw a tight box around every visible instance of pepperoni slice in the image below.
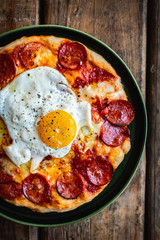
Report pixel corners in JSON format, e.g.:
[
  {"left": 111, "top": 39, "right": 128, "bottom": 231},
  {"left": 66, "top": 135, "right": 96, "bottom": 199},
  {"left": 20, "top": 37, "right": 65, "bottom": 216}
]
[
  {"left": 0, "top": 181, "right": 22, "bottom": 200},
  {"left": 56, "top": 172, "right": 83, "bottom": 199},
  {"left": 23, "top": 173, "right": 50, "bottom": 204},
  {"left": 101, "top": 100, "right": 135, "bottom": 126},
  {"left": 72, "top": 76, "right": 87, "bottom": 88},
  {"left": 91, "top": 96, "right": 108, "bottom": 123},
  {"left": 0, "top": 54, "right": 16, "bottom": 85},
  {"left": 18, "top": 42, "right": 53, "bottom": 69},
  {"left": 12, "top": 44, "right": 24, "bottom": 59},
  {"left": 72, "top": 61, "right": 96, "bottom": 88},
  {"left": 92, "top": 96, "right": 108, "bottom": 114},
  {"left": 87, "top": 159, "right": 113, "bottom": 186},
  {"left": 0, "top": 169, "right": 13, "bottom": 183},
  {"left": 71, "top": 148, "right": 104, "bottom": 193},
  {"left": 100, "top": 120, "right": 130, "bottom": 147},
  {"left": 81, "top": 61, "right": 96, "bottom": 80},
  {"left": 58, "top": 41, "right": 87, "bottom": 70},
  {"left": 89, "top": 68, "right": 115, "bottom": 84}
]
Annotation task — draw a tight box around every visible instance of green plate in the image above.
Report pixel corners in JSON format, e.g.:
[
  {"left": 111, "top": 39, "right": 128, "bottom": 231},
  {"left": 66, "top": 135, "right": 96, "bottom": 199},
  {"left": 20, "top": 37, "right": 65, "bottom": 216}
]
[{"left": 0, "top": 25, "right": 147, "bottom": 226}]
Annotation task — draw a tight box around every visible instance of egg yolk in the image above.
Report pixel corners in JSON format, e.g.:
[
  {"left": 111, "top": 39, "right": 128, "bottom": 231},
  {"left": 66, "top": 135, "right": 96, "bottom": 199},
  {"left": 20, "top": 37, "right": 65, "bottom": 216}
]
[{"left": 38, "top": 110, "right": 77, "bottom": 149}]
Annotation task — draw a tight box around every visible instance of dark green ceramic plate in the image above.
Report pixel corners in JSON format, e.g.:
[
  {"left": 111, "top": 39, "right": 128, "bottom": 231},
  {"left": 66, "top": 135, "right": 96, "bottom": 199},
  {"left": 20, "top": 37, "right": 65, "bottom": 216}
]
[{"left": 0, "top": 25, "right": 147, "bottom": 226}]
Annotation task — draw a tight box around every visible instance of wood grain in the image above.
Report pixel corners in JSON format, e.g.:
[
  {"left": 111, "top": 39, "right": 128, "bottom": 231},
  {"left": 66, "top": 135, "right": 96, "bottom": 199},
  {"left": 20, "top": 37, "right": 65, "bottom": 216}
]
[
  {"left": 39, "top": 219, "right": 91, "bottom": 240},
  {"left": 145, "top": 0, "right": 160, "bottom": 239},
  {"left": 42, "top": 0, "right": 147, "bottom": 239},
  {"left": 0, "top": 0, "right": 39, "bottom": 239},
  {"left": 0, "top": 218, "right": 37, "bottom": 240},
  {"left": 0, "top": 0, "right": 39, "bottom": 34},
  {"left": 2, "top": 0, "right": 159, "bottom": 239}
]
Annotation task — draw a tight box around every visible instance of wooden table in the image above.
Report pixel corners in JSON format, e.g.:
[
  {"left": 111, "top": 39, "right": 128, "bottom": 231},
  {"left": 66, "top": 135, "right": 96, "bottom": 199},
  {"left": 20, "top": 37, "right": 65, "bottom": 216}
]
[{"left": 0, "top": 0, "right": 159, "bottom": 239}]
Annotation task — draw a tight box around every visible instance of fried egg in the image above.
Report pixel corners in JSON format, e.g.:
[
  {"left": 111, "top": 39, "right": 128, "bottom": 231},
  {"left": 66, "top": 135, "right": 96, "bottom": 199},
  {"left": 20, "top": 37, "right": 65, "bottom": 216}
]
[{"left": 0, "top": 67, "right": 92, "bottom": 171}]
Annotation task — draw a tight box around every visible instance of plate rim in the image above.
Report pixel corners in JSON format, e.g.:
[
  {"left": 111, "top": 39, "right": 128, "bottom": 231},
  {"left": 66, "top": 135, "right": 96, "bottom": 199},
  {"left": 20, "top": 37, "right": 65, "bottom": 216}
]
[{"left": 0, "top": 25, "right": 147, "bottom": 227}]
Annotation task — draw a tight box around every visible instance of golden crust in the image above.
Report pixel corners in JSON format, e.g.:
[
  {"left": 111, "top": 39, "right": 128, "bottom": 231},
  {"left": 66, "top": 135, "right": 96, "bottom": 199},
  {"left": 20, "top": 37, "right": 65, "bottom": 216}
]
[{"left": 0, "top": 35, "right": 131, "bottom": 212}]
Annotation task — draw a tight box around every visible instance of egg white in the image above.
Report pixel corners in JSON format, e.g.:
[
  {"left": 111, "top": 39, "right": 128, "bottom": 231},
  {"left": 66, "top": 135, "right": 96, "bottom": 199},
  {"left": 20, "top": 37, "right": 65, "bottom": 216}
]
[{"left": 0, "top": 67, "right": 92, "bottom": 171}]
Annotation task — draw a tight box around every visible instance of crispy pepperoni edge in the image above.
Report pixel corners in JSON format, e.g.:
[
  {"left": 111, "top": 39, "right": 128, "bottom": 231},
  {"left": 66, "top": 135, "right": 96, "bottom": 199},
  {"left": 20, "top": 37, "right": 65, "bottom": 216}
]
[
  {"left": 101, "top": 100, "right": 135, "bottom": 126},
  {"left": 56, "top": 171, "right": 84, "bottom": 199},
  {"left": 87, "top": 159, "right": 113, "bottom": 186},
  {"left": 100, "top": 120, "right": 130, "bottom": 147},
  {"left": 14, "top": 42, "right": 51, "bottom": 68},
  {"left": 58, "top": 41, "right": 87, "bottom": 70},
  {"left": 22, "top": 173, "right": 51, "bottom": 204},
  {"left": 0, "top": 53, "right": 16, "bottom": 85}
]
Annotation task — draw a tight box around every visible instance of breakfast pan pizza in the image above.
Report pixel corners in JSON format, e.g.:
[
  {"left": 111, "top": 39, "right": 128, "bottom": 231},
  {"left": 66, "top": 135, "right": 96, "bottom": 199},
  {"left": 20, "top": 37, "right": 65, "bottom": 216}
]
[{"left": 0, "top": 35, "right": 134, "bottom": 212}]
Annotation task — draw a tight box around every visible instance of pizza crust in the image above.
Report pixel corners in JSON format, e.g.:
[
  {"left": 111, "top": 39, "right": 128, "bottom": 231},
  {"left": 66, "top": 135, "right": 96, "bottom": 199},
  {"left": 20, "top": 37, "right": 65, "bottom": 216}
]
[{"left": 0, "top": 35, "right": 132, "bottom": 212}]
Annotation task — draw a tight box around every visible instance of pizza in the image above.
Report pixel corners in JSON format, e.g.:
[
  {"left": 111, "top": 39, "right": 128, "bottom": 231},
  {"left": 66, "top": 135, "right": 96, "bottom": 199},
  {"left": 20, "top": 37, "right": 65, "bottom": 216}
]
[{"left": 0, "top": 35, "right": 134, "bottom": 212}]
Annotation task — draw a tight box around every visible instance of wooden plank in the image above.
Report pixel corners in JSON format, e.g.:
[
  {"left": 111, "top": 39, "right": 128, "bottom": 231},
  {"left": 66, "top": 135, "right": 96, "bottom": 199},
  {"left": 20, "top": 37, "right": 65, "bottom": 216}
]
[
  {"left": 0, "top": 218, "right": 37, "bottom": 240},
  {"left": 0, "top": 1, "right": 39, "bottom": 239},
  {"left": 42, "top": 0, "right": 147, "bottom": 239},
  {"left": 39, "top": 219, "right": 91, "bottom": 240},
  {"left": 0, "top": 0, "right": 39, "bottom": 34},
  {"left": 145, "top": 0, "right": 160, "bottom": 239}
]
